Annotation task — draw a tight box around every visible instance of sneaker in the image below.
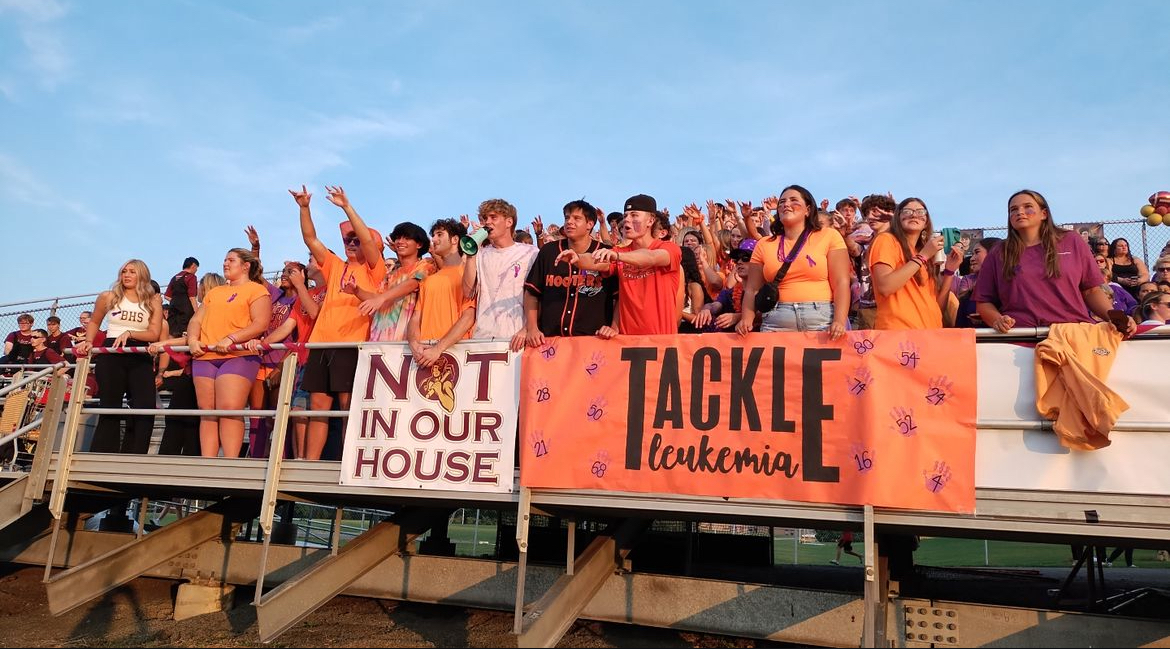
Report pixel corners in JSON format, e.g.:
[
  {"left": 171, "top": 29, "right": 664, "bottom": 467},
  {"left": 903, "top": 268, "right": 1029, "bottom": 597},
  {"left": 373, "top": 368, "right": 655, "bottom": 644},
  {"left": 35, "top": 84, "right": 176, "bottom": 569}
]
[
  {"left": 1104, "top": 561, "right": 1112, "bottom": 567},
  {"left": 829, "top": 560, "right": 840, "bottom": 565},
  {"left": 1129, "top": 564, "right": 1138, "bottom": 568}
]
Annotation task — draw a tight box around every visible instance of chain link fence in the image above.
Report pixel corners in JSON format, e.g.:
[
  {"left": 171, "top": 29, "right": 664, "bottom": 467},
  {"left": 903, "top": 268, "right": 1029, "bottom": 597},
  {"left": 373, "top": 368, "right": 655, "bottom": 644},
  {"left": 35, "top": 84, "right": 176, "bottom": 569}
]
[
  {"left": 969, "top": 218, "right": 1170, "bottom": 270},
  {"left": 0, "top": 294, "right": 99, "bottom": 350}
]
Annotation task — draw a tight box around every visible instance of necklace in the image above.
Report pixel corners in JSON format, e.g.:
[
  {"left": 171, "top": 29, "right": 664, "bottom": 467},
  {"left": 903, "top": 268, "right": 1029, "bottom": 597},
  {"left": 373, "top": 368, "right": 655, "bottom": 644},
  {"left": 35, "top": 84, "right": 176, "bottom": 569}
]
[{"left": 776, "top": 229, "right": 806, "bottom": 264}]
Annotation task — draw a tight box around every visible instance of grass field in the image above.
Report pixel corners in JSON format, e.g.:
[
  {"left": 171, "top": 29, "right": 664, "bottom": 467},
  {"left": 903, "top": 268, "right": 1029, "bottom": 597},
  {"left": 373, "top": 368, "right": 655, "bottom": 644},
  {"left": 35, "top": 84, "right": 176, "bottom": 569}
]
[
  {"left": 444, "top": 523, "right": 1168, "bottom": 569},
  {"left": 149, "top": 509, "right": 1166, "bottom": 571}
]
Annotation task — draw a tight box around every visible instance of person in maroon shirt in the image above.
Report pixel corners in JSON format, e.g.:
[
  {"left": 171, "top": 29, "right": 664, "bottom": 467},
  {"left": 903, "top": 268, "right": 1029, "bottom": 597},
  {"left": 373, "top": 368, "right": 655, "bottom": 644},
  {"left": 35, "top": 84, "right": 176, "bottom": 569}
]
[
  {"left": 164, "top": 257, "right": 200, "bottom": 336},
  {"left": 3, "top": 313, "right": 34, "bottom": 363},
  {"left": 26, "top": 329, "right": 67, "bottom": 374},
  {"left": 44, "top": 316, "right": 71, "bottom": 355},
  {"left": 65, "top": 311, "right": 103, "bottom": 347}
]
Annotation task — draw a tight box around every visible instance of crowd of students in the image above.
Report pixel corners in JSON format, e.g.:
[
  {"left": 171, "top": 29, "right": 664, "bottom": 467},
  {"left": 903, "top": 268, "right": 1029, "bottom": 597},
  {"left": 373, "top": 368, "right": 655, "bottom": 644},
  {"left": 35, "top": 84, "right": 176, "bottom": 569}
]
[{"left": 5, "top": 186, "right": 1169, "bottom": 460}]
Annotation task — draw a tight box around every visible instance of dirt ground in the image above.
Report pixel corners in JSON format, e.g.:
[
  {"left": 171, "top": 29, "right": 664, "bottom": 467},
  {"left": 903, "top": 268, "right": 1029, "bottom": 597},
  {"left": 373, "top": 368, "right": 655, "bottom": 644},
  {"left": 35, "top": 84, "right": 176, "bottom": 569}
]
[{"left": 0, "top": 566, "right": 776, "bottom": 648}]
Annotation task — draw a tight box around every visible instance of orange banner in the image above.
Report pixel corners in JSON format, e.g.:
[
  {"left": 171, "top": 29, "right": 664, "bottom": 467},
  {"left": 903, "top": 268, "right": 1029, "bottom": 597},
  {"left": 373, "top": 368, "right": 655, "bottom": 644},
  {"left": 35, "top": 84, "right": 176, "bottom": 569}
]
[{"left": 520, "top": 329, "right": 977, "bottom": 513}]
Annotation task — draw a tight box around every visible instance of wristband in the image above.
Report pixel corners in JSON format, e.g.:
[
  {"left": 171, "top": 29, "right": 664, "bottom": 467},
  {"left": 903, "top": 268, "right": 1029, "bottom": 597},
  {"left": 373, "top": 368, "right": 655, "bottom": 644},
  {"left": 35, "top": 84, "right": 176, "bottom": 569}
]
[
  {"left": 227, "top": 334, "right": 238, "bottom": 344},
  {"left": 912, "top": 255, "right": 928, "bottom": 268},
  {"left": 941, "top": 269, "right": 956, "bottom": 276}
]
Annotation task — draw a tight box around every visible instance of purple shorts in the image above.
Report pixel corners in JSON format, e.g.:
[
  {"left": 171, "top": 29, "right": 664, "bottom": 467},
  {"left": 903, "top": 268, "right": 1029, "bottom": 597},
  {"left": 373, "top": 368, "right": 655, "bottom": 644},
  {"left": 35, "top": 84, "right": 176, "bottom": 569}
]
[{"left": 192, "top": 356, "right": 261, "bottom": 381}]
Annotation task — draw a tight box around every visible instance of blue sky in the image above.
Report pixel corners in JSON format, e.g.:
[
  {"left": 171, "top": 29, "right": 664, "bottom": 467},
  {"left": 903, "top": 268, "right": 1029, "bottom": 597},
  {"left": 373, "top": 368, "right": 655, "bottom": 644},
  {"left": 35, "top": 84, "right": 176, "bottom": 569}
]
[{"left": 2, "top": 0, "right": 1169, "bottom": 301}]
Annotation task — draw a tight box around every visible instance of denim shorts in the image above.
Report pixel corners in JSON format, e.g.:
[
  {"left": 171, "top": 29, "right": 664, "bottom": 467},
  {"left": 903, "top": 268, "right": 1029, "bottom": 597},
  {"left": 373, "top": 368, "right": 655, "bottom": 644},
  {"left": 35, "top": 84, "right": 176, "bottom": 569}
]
[
  {"left": 761, "top": 301, "right": 835, "bottom": 333},
  {"left": 290, "top": 366, "right": 309, "bottom": 409}
]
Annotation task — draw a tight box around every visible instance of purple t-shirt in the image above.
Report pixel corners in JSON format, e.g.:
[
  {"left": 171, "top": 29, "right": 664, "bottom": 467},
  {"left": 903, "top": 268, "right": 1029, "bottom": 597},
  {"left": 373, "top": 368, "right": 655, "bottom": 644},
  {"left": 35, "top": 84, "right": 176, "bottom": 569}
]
[{"left": 973, "top": 234, "right": 1100, "bottom": 327}]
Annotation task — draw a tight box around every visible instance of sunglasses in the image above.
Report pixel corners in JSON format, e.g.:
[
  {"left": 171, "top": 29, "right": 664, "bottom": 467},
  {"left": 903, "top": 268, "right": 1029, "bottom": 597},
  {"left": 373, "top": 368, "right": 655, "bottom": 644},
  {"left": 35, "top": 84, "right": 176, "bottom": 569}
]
[
  {"left": 343, "top": 237, "right": 361, "bottom": 247},
  {"left": 30, "top": 335, "right": 45, "bottom": 339},
  {"left": 1157, "top": 267, "right": 1170, "bottom": 272}
]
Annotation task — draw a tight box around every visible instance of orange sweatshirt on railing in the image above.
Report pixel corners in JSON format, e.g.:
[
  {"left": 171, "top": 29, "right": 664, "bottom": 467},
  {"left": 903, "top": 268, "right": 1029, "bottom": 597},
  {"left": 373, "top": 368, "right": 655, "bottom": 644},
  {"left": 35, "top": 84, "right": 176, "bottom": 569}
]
[{"left": 1034, "top": 322, "right": 1129, "bottom": 450}]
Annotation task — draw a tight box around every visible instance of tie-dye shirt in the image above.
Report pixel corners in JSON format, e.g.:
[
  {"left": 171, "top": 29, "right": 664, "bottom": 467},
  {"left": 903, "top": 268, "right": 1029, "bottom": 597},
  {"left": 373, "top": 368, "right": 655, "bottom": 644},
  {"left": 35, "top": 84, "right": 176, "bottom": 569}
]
[{"left": 369, "top": 259, "right": 436, "bottom": 342}]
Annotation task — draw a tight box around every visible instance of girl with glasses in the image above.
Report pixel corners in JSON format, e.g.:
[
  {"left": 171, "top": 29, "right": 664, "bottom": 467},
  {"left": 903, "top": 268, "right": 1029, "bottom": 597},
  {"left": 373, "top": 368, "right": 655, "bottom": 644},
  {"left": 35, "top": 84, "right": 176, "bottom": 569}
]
[{"left": 867, "top": 197, "right": 964, "bottom": 330}]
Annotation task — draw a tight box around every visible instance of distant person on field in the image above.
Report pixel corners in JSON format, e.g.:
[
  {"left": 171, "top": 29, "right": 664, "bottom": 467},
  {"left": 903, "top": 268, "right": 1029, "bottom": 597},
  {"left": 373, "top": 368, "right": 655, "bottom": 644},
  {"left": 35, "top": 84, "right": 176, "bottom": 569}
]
[{"left": 831, "top": 530, "right": 863, "bottom": 565}]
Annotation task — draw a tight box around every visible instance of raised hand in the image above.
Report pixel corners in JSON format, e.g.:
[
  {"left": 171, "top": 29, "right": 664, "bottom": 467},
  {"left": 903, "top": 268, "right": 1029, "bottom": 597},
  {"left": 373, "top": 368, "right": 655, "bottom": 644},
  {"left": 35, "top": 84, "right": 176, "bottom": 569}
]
[
  {"left": 325, "top": 185, "right": 350, "bottom": 209},
  {"left": 738, "top": 201, "right": 754, "bottom": 220},
  {"left": 762, "top": 196, "right": 779, "bottom": 211},
  {"left": 245, "top": 225, "right": 260, "bottom": 248},
  {"left": 289, "top": 185, "right": 312, "bottom": 207},
  {"left": 532, "top": 215, "right": 544, "bottom": 236},
  {"left": 820, "top": 198, "right": 830, "bottom": 211},
  {"left": 705, "top": 199, "right": 719, "bottom": 220},
  {"left": 683, "top": 203, "right": 703, "bottom": 224},
  {"left": 286, "top": 265, "right": 306, "bottom": 288},
  {"left": 919, "top": 233, "right": 944, "bottom": 261}
]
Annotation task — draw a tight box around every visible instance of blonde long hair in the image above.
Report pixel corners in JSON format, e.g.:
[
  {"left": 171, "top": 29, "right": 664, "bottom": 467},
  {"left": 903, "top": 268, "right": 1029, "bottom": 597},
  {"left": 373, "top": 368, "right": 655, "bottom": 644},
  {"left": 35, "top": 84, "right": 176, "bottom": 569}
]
[
  {"left": 108, "top": 259, "right": 157, "bottom": 319},
  {"left": 198, "top": 273, "right": 226, "bottom": 303}
]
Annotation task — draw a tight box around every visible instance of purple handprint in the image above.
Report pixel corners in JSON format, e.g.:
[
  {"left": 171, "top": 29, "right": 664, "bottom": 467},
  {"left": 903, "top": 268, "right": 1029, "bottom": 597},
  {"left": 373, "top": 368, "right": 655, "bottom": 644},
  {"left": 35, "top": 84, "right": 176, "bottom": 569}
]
[
  {"left": 591, "top": 450, "right": 611, "bottom": 478},
  {"left": 846, "top": 366, "right": 874, "bottom": 396},
  {"left": 889, "top": 406, "right": 917, "bottom": 437},
  {"left": 527, "top": 430, "right": 549, "bottom": 458},
  {"left": 923, "top": 460, "right": 953, "bottom": 494},
  {"left": 925, "top": 375, "right": 954, "bottom": 406},
  {"left": 898, "top": 340, "right": 920, "bottom": 369},
  {"left": 849, "top": 442, "right": 875, "bottom": 473}
]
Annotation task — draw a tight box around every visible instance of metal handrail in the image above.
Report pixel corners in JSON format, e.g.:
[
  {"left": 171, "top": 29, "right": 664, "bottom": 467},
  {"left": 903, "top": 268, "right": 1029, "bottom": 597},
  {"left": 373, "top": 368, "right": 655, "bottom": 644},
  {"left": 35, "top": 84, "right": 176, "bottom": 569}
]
[
  {"left": 0, "top": 363, "right": 65, "bottom": 397},
  {"left": 80, "top": 408, "right": 350, "bottom": 418},
  {"left": 973, "top": 325, "right": 1170, "bottom": 339},
  {"left": 0, "top": 417, "right": 44, "bottom": 448}
]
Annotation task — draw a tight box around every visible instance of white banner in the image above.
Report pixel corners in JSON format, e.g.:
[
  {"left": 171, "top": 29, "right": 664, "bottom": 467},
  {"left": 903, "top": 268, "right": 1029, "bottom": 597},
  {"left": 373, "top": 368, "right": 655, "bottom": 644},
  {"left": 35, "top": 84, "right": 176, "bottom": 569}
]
[{"left": 340, "top": 341, "right": 520, "bottom": 493}]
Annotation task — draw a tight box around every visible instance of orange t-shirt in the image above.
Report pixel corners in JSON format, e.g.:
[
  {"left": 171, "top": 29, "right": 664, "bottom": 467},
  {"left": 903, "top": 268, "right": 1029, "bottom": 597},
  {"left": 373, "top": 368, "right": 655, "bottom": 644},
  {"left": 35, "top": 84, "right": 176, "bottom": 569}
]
[
  {"left": 308, "top": 252, "right": 388, "bottom": 343},
  {"left": 750, "top": 228, "right": 846, "bottom": 303},
  {"left": 417, "top": 264, "right": 475, "bottom": 341},
  {"left": 867, "top": 232, "right": 943, "bottom": 330},
  {"left": 615, "top": 239, "right": 682, "bottom": 335},
  {"left": 198, "top": 282, "right": 272, "bottom": 359}
]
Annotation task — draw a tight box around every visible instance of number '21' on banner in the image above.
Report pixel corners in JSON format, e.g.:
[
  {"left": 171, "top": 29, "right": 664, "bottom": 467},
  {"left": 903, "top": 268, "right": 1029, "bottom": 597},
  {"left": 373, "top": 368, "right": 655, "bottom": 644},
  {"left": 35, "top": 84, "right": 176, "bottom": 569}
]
[
  {"left": 340, "top": 341, "right": 520, "bottom": 493},
  {"left": 520, "top": 330, "right": 977, "bottom": 513}
]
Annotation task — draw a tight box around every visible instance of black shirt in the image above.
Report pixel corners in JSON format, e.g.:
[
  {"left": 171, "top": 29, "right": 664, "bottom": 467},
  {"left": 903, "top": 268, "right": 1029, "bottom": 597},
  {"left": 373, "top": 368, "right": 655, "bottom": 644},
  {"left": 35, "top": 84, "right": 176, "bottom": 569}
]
[{"left": 523, "top": 239, "right": 619, "bottom": 338}]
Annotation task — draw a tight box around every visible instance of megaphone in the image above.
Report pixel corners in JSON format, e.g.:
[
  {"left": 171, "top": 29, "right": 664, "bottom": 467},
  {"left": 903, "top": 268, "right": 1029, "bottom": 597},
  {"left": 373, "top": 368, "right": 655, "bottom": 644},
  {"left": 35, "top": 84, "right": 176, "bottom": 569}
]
[{"left": 459, "top": 227, "right": 490, "bottom": 256}]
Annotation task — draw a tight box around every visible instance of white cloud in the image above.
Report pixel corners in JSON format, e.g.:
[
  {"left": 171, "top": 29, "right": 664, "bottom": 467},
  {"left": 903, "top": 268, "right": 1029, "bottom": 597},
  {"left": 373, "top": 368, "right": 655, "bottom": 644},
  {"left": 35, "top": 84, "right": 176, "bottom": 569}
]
[
  {"left": 279, "top": 15, "right": 344, "bottom": 43},
  {"left": 0, "top": 0, "right": 67, "bottom": 22},
  {"left": 0, "top": 0, "right": 71, "bottom": 90},
  {"left": 0, "top": 152, "right": 103, "bottom": 225},
  {"left": 177, "top": 111, "right": 422, "bottom": 190},
  {"left": 75, "top": 80, "right": 166, "bottom": 125}
]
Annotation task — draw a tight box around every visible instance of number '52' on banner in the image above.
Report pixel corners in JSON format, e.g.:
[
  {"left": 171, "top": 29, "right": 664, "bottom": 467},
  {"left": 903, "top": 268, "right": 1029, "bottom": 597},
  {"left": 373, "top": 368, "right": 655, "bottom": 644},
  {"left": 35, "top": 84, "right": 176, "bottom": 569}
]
[{"left": 519, "top": 330, "right": 977, "bottom": 513}]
